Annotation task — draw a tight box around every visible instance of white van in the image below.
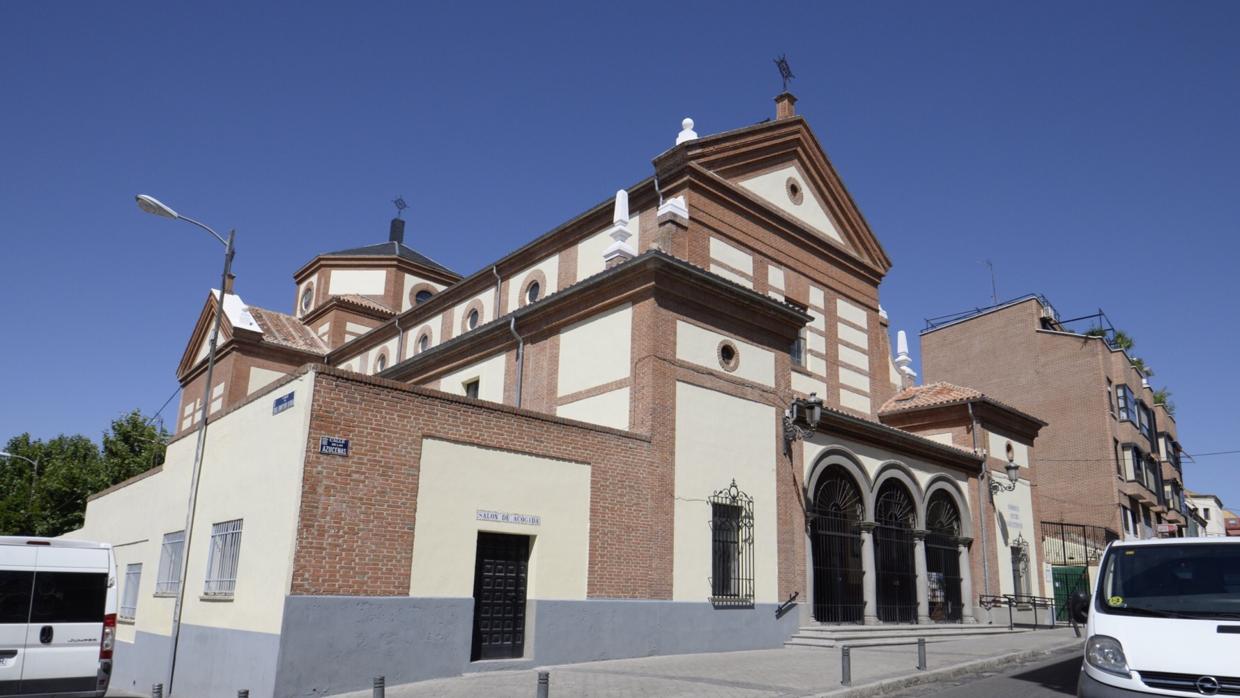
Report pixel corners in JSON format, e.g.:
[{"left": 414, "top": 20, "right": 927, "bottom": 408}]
[
  {"left": 0, "top": 537, "right": 116, "bottom": 697},
  {"left": 1074, "top": 537, "right": 1240, "bottom": 696}
]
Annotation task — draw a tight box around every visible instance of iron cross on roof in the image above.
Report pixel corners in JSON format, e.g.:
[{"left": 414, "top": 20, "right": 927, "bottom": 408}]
[
  {"left": 392, "top": 196, "right": 408, "bottom": 219},
  {"left": 774, "top": 55, "right": 794, "bottom": 92}
]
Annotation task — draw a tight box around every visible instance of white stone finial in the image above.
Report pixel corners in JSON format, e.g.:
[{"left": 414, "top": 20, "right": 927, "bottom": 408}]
[
  {"left": 894, "top": 329, "right": 917, "bottom": 385},
  {"left": 602, "top": 188, "right": 636, "bottom": 267},
  {"left": 676, "top": 117, "right": 698, "bottom": 145},
  {"left": 879, "top": 305, "right": 889, "bottom": 321},
  {"left": 612, "top": 189, "right": 629, "bottom": 226}
]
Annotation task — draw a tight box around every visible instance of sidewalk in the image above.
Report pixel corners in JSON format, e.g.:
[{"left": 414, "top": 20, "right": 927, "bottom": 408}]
[{"left": 336, "top": 627, "right": 1084, "bottom": 698}]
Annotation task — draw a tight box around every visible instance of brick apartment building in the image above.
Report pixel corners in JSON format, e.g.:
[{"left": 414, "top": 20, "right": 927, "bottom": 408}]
[
  {"left": 920, "top": 295, "right": 1190, "bottom": 588},
  {"left": 68, "top": 95, "right": 1048, "bottom": 697}
]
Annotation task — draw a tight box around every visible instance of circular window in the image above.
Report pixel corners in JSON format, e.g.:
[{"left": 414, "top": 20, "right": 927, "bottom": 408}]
[
  {"left": 467, "top": 309, "right": 480, "bottom": 330},
  {"left": 526, "top": 281, "right": 541, "bottom": 304},
  {"left": 717, "top": 340, "right": 740, "bottom": 372},
  {"left": 415, "top": 289, "right": 433, "bottom": 305},
  {"left": 417, "top": 334, "right": 429, "bottom": 354},
  {"left": 785, "top": 177, "right": 804, "bottom": 205},
  {"left": 300, "top": 286, "right": 314, "bottom": 312},
  {"left": 374, "top": 354, "right": 387, "bottom": 372}
]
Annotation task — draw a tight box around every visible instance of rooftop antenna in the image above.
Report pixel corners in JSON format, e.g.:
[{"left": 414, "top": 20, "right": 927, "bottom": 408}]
[
  {"left": 981, "top": 259, "right": 998, "bottom": 305},
  {"left": 774, "top": 54, "right": 795, "bottom": 92},
  {"left": 392, "top": 196, "right": 408, "bottom": 220}
]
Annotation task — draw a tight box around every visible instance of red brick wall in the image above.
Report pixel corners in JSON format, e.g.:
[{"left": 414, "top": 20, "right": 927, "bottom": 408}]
[{"left": 289, "top": 367, "right": 658, "bottom": 598}]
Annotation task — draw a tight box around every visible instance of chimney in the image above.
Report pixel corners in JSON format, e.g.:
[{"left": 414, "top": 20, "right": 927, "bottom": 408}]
[
  {"left": 775, "top": 92, "right": 797, "bottom": 120},
  {"left": 223, "top": 273, "right": 236, "bottom": 295},
  {"left": 389, "top": 217, "right": 406, "bottom": 244}
]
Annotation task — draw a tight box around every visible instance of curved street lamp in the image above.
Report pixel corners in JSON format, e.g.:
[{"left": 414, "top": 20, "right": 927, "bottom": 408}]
[{"left": 135, "top": 194, "right": 235, "bottom": 695}]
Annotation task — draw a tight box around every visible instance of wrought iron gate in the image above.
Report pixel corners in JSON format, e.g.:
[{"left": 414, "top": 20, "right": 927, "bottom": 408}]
[
  {"left": 810, "top": 469, "right": 865, "bottom": 623},
  {"left": 874, "top": 481, "right": 918, "bottom": 623},
  {"left": 925, "top": 491, "right": 964, "bottom": 622}
]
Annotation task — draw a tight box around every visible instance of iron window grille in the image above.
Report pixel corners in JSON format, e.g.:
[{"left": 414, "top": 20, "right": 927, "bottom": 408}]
[
  {"left": 155, "top": 530, "right": 184, "bottom": 595},
  {"left": 709, "top": 479, "right": 754, "bottom": 606},
  {"left": 204, "top": 519, "right": 243, "bottom": 597},
  {"left": 120, "top": 563, "right": 141, "bottom": 620}
]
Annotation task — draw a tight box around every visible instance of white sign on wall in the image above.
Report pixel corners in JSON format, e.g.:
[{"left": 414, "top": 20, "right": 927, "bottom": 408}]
[
  {"left": 477, "top": 510, "right": 541, "bottom": 526},
  {"left": 1007, "top": 504, "right": 1023, "bottom": 532}
]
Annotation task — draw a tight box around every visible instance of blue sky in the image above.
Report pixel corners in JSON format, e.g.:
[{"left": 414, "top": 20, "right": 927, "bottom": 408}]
[{"left": 1, "top": 2, "right": 1236, "bottom": 504}]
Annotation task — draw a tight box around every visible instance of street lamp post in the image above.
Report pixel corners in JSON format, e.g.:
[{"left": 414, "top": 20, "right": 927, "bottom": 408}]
[
  {"left": 0, "top": 451, "right": 40, "bottom": 532},
  {"left": 135, "top": 194, "right": 234, "bottom": 696}
]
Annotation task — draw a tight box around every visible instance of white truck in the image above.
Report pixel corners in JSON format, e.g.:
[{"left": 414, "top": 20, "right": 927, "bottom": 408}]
[
  {"left": 1, "top": 537, "right": 117, "bottom": 697},
  {"left": 1073, "top": 537, "right": 1240, "bottom": 696}
]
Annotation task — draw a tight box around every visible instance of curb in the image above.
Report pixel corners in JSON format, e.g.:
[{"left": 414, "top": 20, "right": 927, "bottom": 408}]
[{"left": 811, "top": 638, "right": 1084, "bottom": 697}]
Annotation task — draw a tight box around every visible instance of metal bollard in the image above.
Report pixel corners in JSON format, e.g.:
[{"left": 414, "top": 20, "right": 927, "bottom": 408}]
[
  {"left": 917, "top": 637, "right": 927, "bottom": 670},
  {"left": 373, "top": 675, "right": 385, "bottom": 698},
  {"left": 841, "top": 646, "right": 852, "bottom": 686},
  {"left": 537, "top": 670, "right": 550, "bottom": 698},
  {"left": 152, "top": 684, "right": 163, "bottom": 698},
  {"left": 239, "top": 691, "right": 250, "bottom": 698}
]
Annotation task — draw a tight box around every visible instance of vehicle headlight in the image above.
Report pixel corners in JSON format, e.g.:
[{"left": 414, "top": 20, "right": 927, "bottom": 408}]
[{"left": 1085, "top": 635, "right": 1130, "bottom": 677}]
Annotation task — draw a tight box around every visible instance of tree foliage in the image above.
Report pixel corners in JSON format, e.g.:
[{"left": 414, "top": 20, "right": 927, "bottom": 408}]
[
  {"left": 1153, "top": 388, "right": 1176, "bottom": 416},
  {"left": 1, "top": 410, "right": 167, "bottom": 537}
]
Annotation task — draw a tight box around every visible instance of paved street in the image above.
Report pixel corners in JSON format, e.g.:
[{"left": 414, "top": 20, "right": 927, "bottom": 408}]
[
  {"left": 884, "top": 649, "right": 1081, "bottom": 697},
  {"left": 332, "top": 628, "right": 1082, "bottom": 698}
]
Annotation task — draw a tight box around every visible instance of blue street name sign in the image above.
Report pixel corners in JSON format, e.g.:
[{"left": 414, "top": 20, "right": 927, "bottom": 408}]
[
  {"left": 272, "top": 392, "right": 295, "bottom": 415},
  {"left": 319, "top": 436, "right": 349, "bottom": 456}
]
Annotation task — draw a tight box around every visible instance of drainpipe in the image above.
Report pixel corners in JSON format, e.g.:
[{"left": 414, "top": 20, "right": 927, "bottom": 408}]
[
  {"left": 509, "top": 316, "right": 525, "bottom": 408},
  {"left": 491, "top": 266, "right": 502, "bottom": 318},
  {"left": 393, "top": 315, "right": 405, "bottom": 362},
  {"left": 969, "top": 401, "right": 991, "bottom": 597}
]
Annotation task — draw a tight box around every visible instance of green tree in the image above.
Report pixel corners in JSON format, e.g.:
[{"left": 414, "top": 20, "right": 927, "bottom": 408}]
[
  {"left": 1153, "top": 388, "right": 1176, "bottom": 416},
  {"left": 1, "top": 410, "right": 167, "bottom": 537}
]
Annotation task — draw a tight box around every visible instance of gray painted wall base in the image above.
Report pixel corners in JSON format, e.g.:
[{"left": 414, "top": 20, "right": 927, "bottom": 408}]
[
  {"left": 273, "top": 596, "right": 800, "bottom": 697},
  {"left": 110, "top": 624, "right": 278, "bottom": 698}
]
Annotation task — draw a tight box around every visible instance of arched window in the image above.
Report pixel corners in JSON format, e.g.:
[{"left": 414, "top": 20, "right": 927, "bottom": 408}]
[
  {"left": 374, "top": 354, "right": 387, "bottom": 372},
  {"left": 417, "top": 334, "right": 430, "bottom": 354},
  {"left": 415, "top": 289, "right": 433, "bottom": 305},
  {"left": 467, "top": 309, "right": 480, "bottom": 330},
  {"left": 300, "top": 286, "right": 314, "bottom": 313},
  {"left": 526, "top": 281, "right": 541, "bottom": 304}
]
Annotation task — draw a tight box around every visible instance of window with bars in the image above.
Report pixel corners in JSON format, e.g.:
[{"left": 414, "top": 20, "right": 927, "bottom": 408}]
[
  {"left": 204, "top": 519, "right": 243, "bottom": 597},
  {"left": 120, "top": 563, "right": 141, "bottom": 620},
  {"left": 155, "top": 530, "right": 184, "bottom": 596},
  {"left": 709, "top": 480, "right": 754, "bottom": 605}
]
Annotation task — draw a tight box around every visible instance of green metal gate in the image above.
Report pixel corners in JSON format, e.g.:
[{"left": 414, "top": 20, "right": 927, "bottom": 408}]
[{"left": 1051, "top": 565, "right": 1089, "bottom": 621}]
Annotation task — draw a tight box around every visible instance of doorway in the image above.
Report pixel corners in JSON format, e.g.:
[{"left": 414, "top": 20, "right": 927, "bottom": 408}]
[{"left": 470, "top": 532, "right": 530, "bottom": 661}]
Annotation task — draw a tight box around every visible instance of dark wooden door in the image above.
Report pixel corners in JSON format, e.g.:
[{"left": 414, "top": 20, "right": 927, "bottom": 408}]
[{"left": 470, "top": 532, "right": 529, "bottom": 661}]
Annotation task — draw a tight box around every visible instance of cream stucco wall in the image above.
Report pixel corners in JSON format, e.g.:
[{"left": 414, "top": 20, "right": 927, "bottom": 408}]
[
  {"left": 556, "top": 387, "right": 630, "bottom": 431},
  {"left": 987, "top": 430, "right": 1030, "bottom": 468},
  {"left": 672, "top": 382, "right": 779, "bottom": 603},
  {"left": 709, "top": 264, "right": 753, "bottom": 289},
  {"left": 408, "top": 439, "right": 591, "bottom": 600},
  {"left": 709, "top": 237, "right": 753, "bottom": 276},
  {"left": 676, "top": 320, "right": 774, "bottom": 388},
  {"left": 991, "top": 476, "right": 1040, "bottom": 595},
  {"left": 557, "top": 303, "right": 632, "bottom": 397},
  {"left": 575, "top": 214, "right": 641, "bottom": 282},
  {"left": 247, "top": 367, "right": 287, "bottom": 396},
  {"left": 507, "top": 256, "right": 560, "bottom": 313},
  {"left": 736, "top": 164, "right": 846, "bottom": 245},
  {"left": 437, "top": 352, "right": 507, "bottom": 403},
  {"left": 329, "top": 269, "right": 386, "bottom": 296},
  {"left": 836, "top": 298, "right": 869, "bottom": 329},
  {"left": 68, "top": 373, "right": 315, "bottom": 638},
  {"left": 448, "top": 289, "right": 496, "bottom": 339},
  {"left": 400, "top": 276, "right": 447, "bottom": 313},
  {"left": 791, "top": 371, "right": 826, "bottom": 397}
]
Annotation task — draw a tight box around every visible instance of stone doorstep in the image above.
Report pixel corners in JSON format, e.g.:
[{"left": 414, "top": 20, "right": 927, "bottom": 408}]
[
  {"left": 809, "top": 638, "right": 1085, "bottom": 697},
  {"left": 793, "top": 623, "right": 1024, "bottom": 635},
  {"left": 786, "top": 625, "right": 1028, "bottom": 648}
]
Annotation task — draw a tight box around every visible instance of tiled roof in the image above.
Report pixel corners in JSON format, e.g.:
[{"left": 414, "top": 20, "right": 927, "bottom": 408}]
[
  {"left": 322, "top": 240, "right": 458, "bottom": 278},
  {"left": 336, "top": 294, "right": 394, "bottom": 315},
  {"left": 879, "top": 382, "right": 984, "bottom": 414},
  {"left": 247, "top": 307, "right": 329, "bottom": 354},
  {"left": 878, "top": 381, "right": 1046, "bottom": 425}
]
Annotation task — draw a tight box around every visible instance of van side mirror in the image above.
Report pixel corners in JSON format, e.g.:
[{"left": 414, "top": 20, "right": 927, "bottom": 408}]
[{"left": 1069, "top": 590, "right": 1090, "bottom": 624}]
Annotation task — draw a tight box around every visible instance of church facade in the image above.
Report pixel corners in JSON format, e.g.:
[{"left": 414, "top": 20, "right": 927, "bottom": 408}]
[{"left": 69, "top": 94, "right": 1047, "bottom": 697}]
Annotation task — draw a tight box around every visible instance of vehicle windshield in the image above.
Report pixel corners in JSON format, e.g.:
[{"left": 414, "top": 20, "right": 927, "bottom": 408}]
[{"left": 1098, "top": 543, "right": 1240, "bottom": 619}]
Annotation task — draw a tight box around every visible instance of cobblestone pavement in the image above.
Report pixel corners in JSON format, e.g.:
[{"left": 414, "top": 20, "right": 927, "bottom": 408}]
[{"left": 334, "top": 628, "right": 1083, "bottom": 698}]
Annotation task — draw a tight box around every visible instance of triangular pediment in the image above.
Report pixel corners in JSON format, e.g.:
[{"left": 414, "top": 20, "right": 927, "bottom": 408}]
[
  {"left": 175, "top": 292, "right": 240, "bottom": 381},
  {"left": 667, "top": 116, "right": 892, "bottom": 274}
]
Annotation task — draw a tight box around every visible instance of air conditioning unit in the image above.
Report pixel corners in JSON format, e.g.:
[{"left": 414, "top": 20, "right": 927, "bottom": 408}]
[{"left": 1039, "top": 304, "right": 1058, "bottom": 322}]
